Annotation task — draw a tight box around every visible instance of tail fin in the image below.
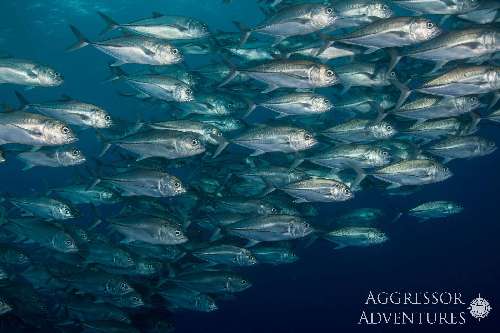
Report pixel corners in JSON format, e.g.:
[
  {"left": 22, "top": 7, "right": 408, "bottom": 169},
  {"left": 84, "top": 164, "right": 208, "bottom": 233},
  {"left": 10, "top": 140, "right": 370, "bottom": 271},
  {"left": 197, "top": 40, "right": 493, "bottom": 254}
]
[
  {"left": 104, "top": 64, "right": 127, "bottom": 82},
  {"left": 387, "top": 48, "right": 401, "bottom": 73},
  {"left": 14, "top": 91, "right": 30, "bottom": 109},
  {"left": 232, "top": 21, "right": 251, "bottom": 46},
  {"left": 67, "top": 25, "right": 90, "bottom": 52},
  {"left": 391, "top": 78, "right": 412, "bottom": 110},
  {"left": 212, "top": 139, "right": 229, "bottom": 158},
  {"left": 217, "top": 58, "right": 239, "bottom": 88},
  {"left": 97, "top": 11, "right": 120, "bottom": 35}
]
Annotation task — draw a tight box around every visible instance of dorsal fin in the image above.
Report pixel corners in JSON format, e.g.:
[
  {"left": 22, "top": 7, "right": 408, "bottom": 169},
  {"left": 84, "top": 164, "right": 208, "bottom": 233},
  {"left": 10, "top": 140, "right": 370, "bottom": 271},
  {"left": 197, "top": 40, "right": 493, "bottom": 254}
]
[
  {"left": 60, "top": 94, "right": 73, "bottom": 101},
  {"left": 152, "top": 12, "right": 163, "bottom": 18}
]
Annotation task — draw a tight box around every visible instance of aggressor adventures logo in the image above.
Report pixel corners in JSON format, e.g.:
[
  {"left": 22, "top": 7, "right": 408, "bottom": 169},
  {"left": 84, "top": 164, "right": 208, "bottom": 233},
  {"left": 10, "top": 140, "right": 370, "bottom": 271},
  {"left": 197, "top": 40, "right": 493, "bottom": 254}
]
[{"left": 357, "top": 291, "right": 492, "bottom": 326}]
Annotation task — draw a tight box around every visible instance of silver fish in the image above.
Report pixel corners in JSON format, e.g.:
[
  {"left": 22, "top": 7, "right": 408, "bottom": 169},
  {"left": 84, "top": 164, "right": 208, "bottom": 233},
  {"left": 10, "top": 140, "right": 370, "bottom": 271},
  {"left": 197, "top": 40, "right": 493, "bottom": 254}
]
[{"left": 0, "top": 58, "right": 63, "bottom": 87}]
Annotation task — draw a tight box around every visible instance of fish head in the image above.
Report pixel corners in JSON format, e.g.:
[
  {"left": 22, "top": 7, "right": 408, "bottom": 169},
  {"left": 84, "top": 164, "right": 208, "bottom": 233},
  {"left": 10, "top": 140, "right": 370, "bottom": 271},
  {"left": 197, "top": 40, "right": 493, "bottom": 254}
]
[
  {"left": 431, "top": 163, "right": 453, "bottom": 182},
  {"left": 368, "top": 147, "right": 392, "bottom": 166},
  {"left": 173, "top": 84, "right": 194, "bottom": 102},
  {"left": 51, "top": 232, "right": 78, "bottom": 253},
  {"left": 0, "top": 298, "right": 12, "bottom": 315},
  {"left": 479, "top": 30, "right": 499, "bottom": 50},
  {"left": 480, "top": 138, "right": 497, "bottom": 155},
  {"left": 457, "top": 0, "right": 481, "bottom": 12},
  {"left": 137, "top": 260, "right": 161, "bottom": 275},
  {"left": 187, "top": 19, "right": 210, "bottom": 38},
  {"left": 311, "top": 95, "right": 333, "bottom": 113},
  {"left": 378, "top": 93, "right": 396, "bottom": 110},
  {"left": 227, "top": 275, "right": 252, "bottom": 292},
  {"left": 156, "top": 43, "right": 183, "bottom": 64},
  {"left": 91, "top": 107, "right": 113, "bottom": 128},
  {"left": 57, "top": 147, "right": 86, "bottom": 166},
  {"left": 72, "top": 227, "right": 90, "bottom": 244},
  {"left": 178, "top": 134, "right": 206, "bottom": 156},
  {"left": 368, "top": 2, "right": 394, "bottom": 19},
  {"left": 330, "top": 182, "right": 353, "bottom": 201},
  {"left": 290, "top": 217, "right": 314, "bottom": 238},
  {"left": 454, "top": 96, "right": 481, "bottom": 113},
  {"left": 54, "top": 202, "right": 77, "bottom": 219},
  {"left": 160, "top": 224, "right": 188, "bottom": 244},
  {"left": 12, "top": 250, "right": 30, "bottom": 265},
  {"left": 197, "top": 294, "right": 218, "bottom": 312},
  {"left": 485, "top": 67, "right": 500, "bottom": 90},
  {"left": 108, "top": 278, "right": 133, "bottom": 295},
  {"left": 124, "top": 292, "right": 144, "bottom": 307},
  {"left": 113, "top": 250, "right": 135, "bottom": 267},
  {"left": 34, "top": 65, "right": 63, "bottom": 87},
  {"left": 368, "top": 229, "right": 389, "bottom": 244},
  {"left": 311, "top": 64, "right": 338, "bottom": 87},
  {"left": 204, "top": 125, "right": 225, "bottom": 145},
  {"left": 311, "top": 5, "right": 337, "bottom": 29},
  {"left": 43, "top": 120, "right": 77, "bottom": 145},
  {"left": 237, "top": 249, "right": 257, "bottom": 266},
  {"left": 159, "top": 175, "right": 186, "bottom": 196},
  {"left": 409, "top": 18, "right": 441, "bottom": 42},
  {"left": 291, "top": 129, "right": 318, "bottom": 151},
  {"left": 370, "top": 121, "right": 396, "bottom": 139}
]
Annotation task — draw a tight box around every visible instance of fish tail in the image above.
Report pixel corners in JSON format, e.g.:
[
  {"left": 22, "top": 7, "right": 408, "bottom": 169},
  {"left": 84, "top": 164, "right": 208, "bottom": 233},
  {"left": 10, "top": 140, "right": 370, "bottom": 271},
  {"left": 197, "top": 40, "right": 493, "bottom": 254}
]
[
  {"left": 67, "top": 25, "right": 91, "bottom": 52},
  {"left": 96, "top": 11, "right": 120, "bottom": 35},
  {"left": 14, "top": 91, "right": 29, "bottom": 109},
  {"left": 387, "top": 48, "right": 401, "bottom": 73},
  {"left": 392, "top": 78, "right": 412, "bottom": 110},
  {"left": 217, "top": 57, "right": 239, "bottom": 88},
  {"left": 232, "top": 21, "right": 251, "bottom": 46}
]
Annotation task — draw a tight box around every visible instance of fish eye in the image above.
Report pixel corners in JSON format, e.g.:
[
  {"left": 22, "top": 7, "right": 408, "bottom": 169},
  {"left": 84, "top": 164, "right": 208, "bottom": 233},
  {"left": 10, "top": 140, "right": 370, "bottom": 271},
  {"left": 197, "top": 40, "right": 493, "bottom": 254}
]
[
  {"left": 325, "top": 7, "right": 333, "bottom": 14},
  {"left": 241, "top": 280, "right": 247, "bottom": 285},
  {"left": 471, "top": 97, "right": 478, "bottom": 103},
  {"left": 343, "top": 188, "right": 350, "bottom": 194},
  {"left": 62, "top": 126, "right": 70, "bottom": 134},
  {"left": 304, "top": 223, "right": 310, "bottom": 229},
  {"left": 186, "top": 88, "right": 192, "bottom": 95},
  {"left": 127, "top": 257, "right": 133, "bottom": 262},
  {"left": 120, "top": 282, "right": 128, "bottom": 290},
  {"left": 105, "top": 115, "right": 111, "bottom": 121},
  {"left": 64, "top": 240, "right": 72, "bottom": 246},
  {"left": 427, "top": 22, "right": 434, "bottom": 29},
  {"left": 326, "top": 70, "right": 334, "bottom": 77},
  {"left": 191, "top": 138, "right": 199, "bottom": 146},
  {"left": 382, "top": 4, "right": 389, "bottom": 10},
  {"left": 64, "top": 208, "right": 71, "bottom": 214},
  {"left": 304, "top": 133, "right": 312, "bottom": 140},
  {"left": 390, "top": 71, "right": 396, "bottom": 77},
  {"left": 382, "top": 151, "right": 388, "bottom": 156},
  {"left": 174, "top": 182, "right": 181, "bottom": 188},
  {"left": 172, "top": 48, "right": 179, "bottom": 54},
  {"left": 271, "top": 207, "right": 277, "bottom": 213},
  {"left": 133, "top": 297, "right": 139, "bottom": 302},
  {"left": 71, "top": 149, "right": 80, "bottom": 156},
  {"left": 174, "top": 230, "right": 182, "bottom": 237},
  {"left": 386, "top": 125, "right": 392, "bottom": 131}
]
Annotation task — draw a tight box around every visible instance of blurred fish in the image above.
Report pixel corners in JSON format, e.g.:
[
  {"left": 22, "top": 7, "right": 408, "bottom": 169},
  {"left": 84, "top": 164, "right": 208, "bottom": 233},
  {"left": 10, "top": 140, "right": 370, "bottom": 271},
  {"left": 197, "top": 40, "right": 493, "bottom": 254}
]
[{"left": 0, "top": 57, "right": 62, "bottom": 87}]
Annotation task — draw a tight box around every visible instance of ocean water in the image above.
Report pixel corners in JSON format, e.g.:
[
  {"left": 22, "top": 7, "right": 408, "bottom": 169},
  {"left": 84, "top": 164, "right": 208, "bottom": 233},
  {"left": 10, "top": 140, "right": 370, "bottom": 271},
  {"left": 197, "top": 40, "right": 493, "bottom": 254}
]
[{"left": 0, "top": 0, "right": 498, "bottom": 332}]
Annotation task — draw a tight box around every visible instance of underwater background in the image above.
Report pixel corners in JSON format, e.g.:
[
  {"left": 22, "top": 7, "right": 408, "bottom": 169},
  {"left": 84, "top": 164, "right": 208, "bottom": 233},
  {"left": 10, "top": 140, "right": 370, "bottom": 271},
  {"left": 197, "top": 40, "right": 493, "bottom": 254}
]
[{"left": 0, "top": 0, "right": 498, "bottom": 332}]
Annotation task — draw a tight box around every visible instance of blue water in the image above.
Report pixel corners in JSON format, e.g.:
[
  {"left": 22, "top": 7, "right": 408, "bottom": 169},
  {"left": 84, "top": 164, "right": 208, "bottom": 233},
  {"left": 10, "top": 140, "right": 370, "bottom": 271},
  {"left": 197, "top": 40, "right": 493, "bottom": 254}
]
[{"left": 0, "top": 1, "right": 499, "bottom": 332}]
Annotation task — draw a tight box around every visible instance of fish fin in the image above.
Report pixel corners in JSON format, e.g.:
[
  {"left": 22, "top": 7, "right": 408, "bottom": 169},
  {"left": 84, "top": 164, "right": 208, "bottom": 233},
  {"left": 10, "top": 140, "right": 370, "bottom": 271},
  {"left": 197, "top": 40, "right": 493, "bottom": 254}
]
[
  {"left": 152, "top": 11, "right": 164, "bottom": 18},
  {"left": 391, "top": 78, "right": 411, "bottom": 110},
  {"left": 67, "top": 25, "right": 91, "bottom": 52},
  {"left": 250, "top": 149, "right": 265, "bottom": 157},
  {"left": 59, "top": 94, "right": 73, "bottom": 101},
  {"left": 350, "top": 163, "right": 367, "bottom": 189},
  {"left": 261, "top": 83, "right": 279, "bottom": 94},
  {"left": 294, "top": 198, "right": 309, "bottom": 203},
  {"left": 21, "top": 164, "right": 34, "bottom": 171},
  {"left": 97, "top": 11, "right": 120, "bottom": 35},
  {"left": 363, "top": 47, "right": 379, "bottom": 54},
  {"left": 386, "top": 183, "right": 401, "bottom": 189},
  {"left": 212, "top": 140, "right": 229, "bottom": 158},
  {"left": 217, "top": 58, "right": 239, "bottom": 88},
  {"left": 232, "top": 21, "right": 251, "bottom": 46},
  {"left": 390, "top": 212, "right": 403, "bottom": 223},
  {"left": 110, "top": 60, "right": 126, "bottom": 67},
  {"left": 88, "top": 219, "right": 103, "bottom": 231},
  {"left": 141, "top": 47, "right": 155, "bottom": 56},
  {"left": 98, "top": 143, "right": 112, "bottom": 158},
  {"left": 428, "top": 60, "right": 447, "bottom": 74},
  {"left": 209, "top": 228, "right": 223, "bottom": 242},
  {"left": 244, "top": 239, "right": 260, "bottom": 248},
  {"left": 441, "top": 157, "right": 452, "bottom": 164},
  {"left": 87, "top": 178, "right": 101, "bottom": 191},
  {"left": 14, "top": 91, "right": 30, "bottom": 109},
  {"left": 316, "top": 33, "right": 335, "bottom": 56},
  {"left": 289, "top": 158, "right": 304, "bottom": 170},
  {"left": 340, "top": 84, "right": 351, "bottom": 96},
  {"left": 274, "top": 112, "right": 288, "bottom": 119},
  {"left": 333, "top": 244, "right": 347, "bottom": 250},
  {"left": 488, "top": 92, "right": 500, "bottom": 110},
  {"left": 387, "top": 48, "right": 401, "bottom": 73}
]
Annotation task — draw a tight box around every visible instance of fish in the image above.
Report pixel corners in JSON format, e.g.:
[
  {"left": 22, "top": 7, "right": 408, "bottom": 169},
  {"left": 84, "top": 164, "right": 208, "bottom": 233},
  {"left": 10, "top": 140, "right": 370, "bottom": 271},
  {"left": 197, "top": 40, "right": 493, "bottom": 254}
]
[
  {"left": 234, "top": 3, "right": 338, "bottom": 45},
  {"left": 168, "top": 271, "right": 251, "bottom": 294},
  {"left": 251, "top": 245, "right": 298, "bottom": 265},
  {"left": 331, "top": 0, "right": 394, "bottom": 29},
  {"left": 100, "top": 129, "right": 206, "bottom": 160},
  {"left": 322, "top": 227, "right": 388, "bottom": 249},
  {"left": 219, "top": 125, "right": 317, "bottom": 157},
  {"left": 192, "top": 244, "right": 257, "bottom": 266},
  {"left": 392, "top": 0, "right": 480, "bottom": 15},
  {"left": 93, "top": 170, "right": 186, "bottom": 197},
  {"left": 14, "top": 91, "right": 113, "bottom": 129},
  {"left": 97, "top": 11, "right": 210, "bottom": 40},
  {"left": 7, "top": 196, "right": 77, "bottom": 220},
  {"left": 368, "top": 159, "right": 453, "bottom": 187},
  {"left": 0, "top": 57, "right": 63, "bottom": 87},
  {"left": 219, "top": 59, "right": 339, "bottom": 93},
  {"left": 248, "top": 92, "right": 333, "bottom": 118},
  {"left": 15, "top": 146, "right": 85, "bottom": 171},
  {"left": 426, "top": 135, "right": 497, "bottom": 162},
  {"left": 158, "top": 286, "right": 218, "bottom": 312},
  {"left": 408, "top": 200, "right": 464, "bottom": 220},
  {"left": 0, "top": 111, "right": 77, "bottom": 146},
  {"left": 67, "top": 25, "right": 183, "bottom": 66},
  {"left": 322, "top": 119, "right": 397, "bottom": 143},
  {"left": 307, "top": 143, "right": 392, "bottom": 170},
  {"left": 281, "top": 178, "right": 354, "bottom": 203}
]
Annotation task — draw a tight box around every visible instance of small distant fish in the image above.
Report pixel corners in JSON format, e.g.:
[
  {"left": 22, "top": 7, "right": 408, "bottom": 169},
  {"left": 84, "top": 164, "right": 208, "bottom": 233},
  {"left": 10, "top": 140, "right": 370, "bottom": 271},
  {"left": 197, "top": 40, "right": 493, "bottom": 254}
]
[
  {"left": 16, "top": 146, "right": 85, "bottom": 171},
  {"left": 322, "top": 227, "right": 388, "bottom": 249},
  {"left": 0, "top": 57, "right": 63, "bottom": 87},
  {"left": 408, "top": 200, "right": 464, "bottom": 221}
]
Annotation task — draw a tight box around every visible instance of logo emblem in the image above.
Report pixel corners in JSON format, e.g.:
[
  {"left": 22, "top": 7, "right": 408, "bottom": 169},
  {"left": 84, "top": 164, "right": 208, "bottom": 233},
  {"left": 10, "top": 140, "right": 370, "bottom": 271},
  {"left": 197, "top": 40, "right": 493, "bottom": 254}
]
[{"left": 468, "top": 294, "right": 492, "bottom": 321}]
